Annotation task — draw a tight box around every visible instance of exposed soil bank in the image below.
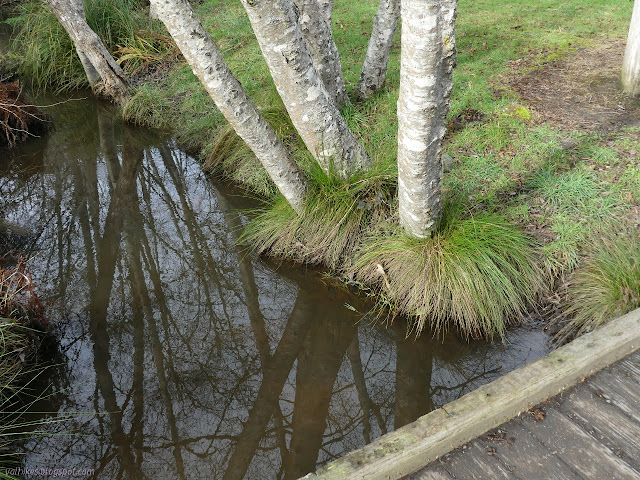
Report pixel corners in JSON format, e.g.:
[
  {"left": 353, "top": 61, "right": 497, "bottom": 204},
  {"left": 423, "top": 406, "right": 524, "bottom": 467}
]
[
  {"left": 0, "top": 81, "right": 49, "bottom": 147},
  {"left": 508, "top": 42, "right": 640, "bottom": 132}
]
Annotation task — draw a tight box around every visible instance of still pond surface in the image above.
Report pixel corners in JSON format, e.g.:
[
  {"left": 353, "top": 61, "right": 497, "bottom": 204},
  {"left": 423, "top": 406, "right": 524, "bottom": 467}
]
[{"left": 0, "top": 96, "right": 550, "bottom": 479}]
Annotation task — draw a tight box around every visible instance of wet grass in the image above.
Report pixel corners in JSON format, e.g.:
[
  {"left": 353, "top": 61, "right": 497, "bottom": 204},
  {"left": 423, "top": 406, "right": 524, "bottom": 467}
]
[{"left": 6, "top": 0, "right": 640, "bottom": 338}]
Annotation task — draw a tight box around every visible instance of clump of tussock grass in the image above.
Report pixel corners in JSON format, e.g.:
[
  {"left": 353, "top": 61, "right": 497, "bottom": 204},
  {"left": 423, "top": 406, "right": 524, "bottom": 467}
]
[
  {"left": 349, "top": 208, "right": 544, "bottom": 339},
  {"left": 242, "top": 160, "right": 396, "bottom": 270},
  {"left": 8, "top": 0, "right": 166, "bottom": 91},
  {"left": 555, "top": 230, "right": 640, "bottom": 344},
  {"left": 122, "top": 84, "right": 173, "bottom": 129}
]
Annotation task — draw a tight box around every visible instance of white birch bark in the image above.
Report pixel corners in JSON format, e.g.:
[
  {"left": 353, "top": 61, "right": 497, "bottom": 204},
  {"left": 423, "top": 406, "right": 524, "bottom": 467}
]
[
  {"left": 241, "top": 0, "right": 371, "bottom": 179},
  {"left": 622, "top": 0, "right": 640, "bottom": 96},
  {"left": 397, "top": 0, "right": 456, "bottom": 239},
  {"left": 293, "top": 0, "right": 347, "bottom": 107},
  {"left": 150, "top": 0, "right": 308, "bottom": 213},
  {"left": 149, "top": 1, "right": 159, "bottom": 20},
  {"left": 355, "top": 0, "right": 400, "bottom": 100},
  {"left": 47, "top": 0, "right": 130, "bottom": 104}
]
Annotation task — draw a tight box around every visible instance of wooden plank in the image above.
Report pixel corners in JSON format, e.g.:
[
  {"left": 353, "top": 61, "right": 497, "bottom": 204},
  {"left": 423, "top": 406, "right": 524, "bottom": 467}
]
[
  {"left": 472, "top": 421, "right": 580, "bottom": 479},
  {"left": 523, "top": 406, "right": 638, "bottom": 479},
  {"left": 302, "top": 307, "right": 640, "bottom": 480},
  {"left": 439, "top": 442, "right": 513, "bottom": 479},
  {"left": 407, "top": 465, "right": 455, "bottom": 480},
  {"left": 618, "top": 354, "right": 640, "bottom": 377},
  {"left": 588, "top": 368, "right": 640, "bottom": 423},
  {"left": 559, "top": 386, "right": 640, "bottom": 468}
]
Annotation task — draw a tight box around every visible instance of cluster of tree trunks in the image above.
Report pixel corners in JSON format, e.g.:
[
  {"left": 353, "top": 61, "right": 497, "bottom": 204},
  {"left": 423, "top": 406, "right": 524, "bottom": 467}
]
[
  {"left": 46, "top": 0, "right": 130, "bottom": 104},
  {"left": 47, "top": 0, "right": 640, "bottom": 236},
  {"left": 46, "top": 0, "right": 458, "bottom": 238}
]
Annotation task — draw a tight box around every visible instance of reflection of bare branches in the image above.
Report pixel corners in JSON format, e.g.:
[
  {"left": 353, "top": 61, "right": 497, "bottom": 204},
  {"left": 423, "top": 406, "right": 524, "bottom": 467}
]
[
  {"left": 223, "top": 292, "right": 314, "bottom": 480},
  {"left": 347, "top": 336, "right": 387, "bottom": 443},
  {"left": 215, "top": 187, "right": 290, "bottom": 466},
  {"left": 285, "top": 315, "right": 356, "bottom": 480},
  {"left": 88, "top": 130, "right": 144, "bottom": 479},
  {"left": 430, "top": 365, "right": 502, "bottom": 397}
]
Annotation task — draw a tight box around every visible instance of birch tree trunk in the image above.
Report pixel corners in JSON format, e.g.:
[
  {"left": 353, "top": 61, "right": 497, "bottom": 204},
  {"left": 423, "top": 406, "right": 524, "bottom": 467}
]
[
  {"left": 47, "top": 0, "right": 130, "bottom": 104},
  {"left": 241, "top": 0, "right": 371, "bottom": 179},
  {"left": 150, "top": 0, "right": 308, "bottom": 214},
  {"left": 293, "top": 0, "right": 347, "bottom": 107},
  {"left": 622, "top": 0, "right": 640, "bottom": 96},
  {"left": 355, "top": 0, "right": 400, "bottom": 100},
  {"left": 397, "top": 0, "right": 456, "bottom": 239}
]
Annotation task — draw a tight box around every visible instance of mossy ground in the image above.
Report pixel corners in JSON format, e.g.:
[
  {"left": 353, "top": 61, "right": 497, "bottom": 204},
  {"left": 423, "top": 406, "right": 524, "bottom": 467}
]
[{"left": 5, "top": 0, "right": 640, "bottom": 338}]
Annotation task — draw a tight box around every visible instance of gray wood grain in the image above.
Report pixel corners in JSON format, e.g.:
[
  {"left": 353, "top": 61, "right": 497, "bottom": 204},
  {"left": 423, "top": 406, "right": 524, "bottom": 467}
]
[
  {"left": 438, "top": 441, "right": 514, "bottom": 479},
  {"left": 523, "top": 406, "right": 637, "bottom": 479},
  {"left": 409, "top": 464, "right": 455, "bottom": 480},
  {"left": 559, "top": 386, "right": 640, "bottom": 469},
  {"left": 472, "top": 421, "right": 580, "bottom": 479},
  {"left": 588, "top": 368, "right": 640, "bottom": 423}
]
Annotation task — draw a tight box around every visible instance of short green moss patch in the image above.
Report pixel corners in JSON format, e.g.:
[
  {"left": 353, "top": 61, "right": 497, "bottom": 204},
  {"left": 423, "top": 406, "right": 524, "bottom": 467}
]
[
  {"left": 350, "top": 211, "right": 544, "bottom": 338},
  {"left": 556, "top": 231, "right": 640, "bottom": 343}
]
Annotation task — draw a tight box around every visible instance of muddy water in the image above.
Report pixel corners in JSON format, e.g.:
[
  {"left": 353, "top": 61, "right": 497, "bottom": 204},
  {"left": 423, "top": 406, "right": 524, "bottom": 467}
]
[{"left": 0, "top": 96, "right": 551, "bottom": 479}]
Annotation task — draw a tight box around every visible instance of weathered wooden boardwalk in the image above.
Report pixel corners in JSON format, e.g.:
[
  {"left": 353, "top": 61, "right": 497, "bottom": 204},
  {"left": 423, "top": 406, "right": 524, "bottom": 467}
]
[
  {"left": 304, "top": 307, "right": 640, "bottom": 480},
  {"left": 408, "top": 349, "right": 640, "bottom": 479}
]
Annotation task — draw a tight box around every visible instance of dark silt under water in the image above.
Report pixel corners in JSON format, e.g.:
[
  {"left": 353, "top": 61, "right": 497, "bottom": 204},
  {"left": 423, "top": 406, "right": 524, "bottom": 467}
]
[{"left": 0, "top": 95, "right": 551, "bottom": 479}]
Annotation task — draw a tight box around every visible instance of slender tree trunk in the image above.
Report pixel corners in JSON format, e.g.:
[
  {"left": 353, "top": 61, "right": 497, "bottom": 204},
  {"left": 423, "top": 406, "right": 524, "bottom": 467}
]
[
  {"left": 150, "top": 0, "right": 307, "bottom": 213},
  {"left": 47, "top": 0, "right": 130, "bottom": 104},
  {"left": 241, "top": 0, "right": 371, "bottom": 179},
  {"left": 623, "top": 0, "right": 640, "bottom": 96},
  {"left": 355, "top": 0, "right": 400, "bottom": 100},
  {"left": 293, "top": 0, "right": 347, "bottom": 107},
  {"left": 397, "top": 0, "right": 456, "bottom": 239}
]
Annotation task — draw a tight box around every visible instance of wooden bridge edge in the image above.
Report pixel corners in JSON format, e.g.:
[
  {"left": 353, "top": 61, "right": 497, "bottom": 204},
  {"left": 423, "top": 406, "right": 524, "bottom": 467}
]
[{"left": 302, "top": 307, "right": 640, "bottom": 480}]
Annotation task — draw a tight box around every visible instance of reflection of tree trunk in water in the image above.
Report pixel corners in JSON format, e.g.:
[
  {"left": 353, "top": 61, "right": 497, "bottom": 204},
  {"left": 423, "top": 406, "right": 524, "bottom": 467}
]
[
  {"left": 108, "top": 138, "right": 188, "bottom": 479},
  {"left": 215, "top": 188, "right": 289, "bottom": 463},
  {"left": 347, "top": 336, "right": 387, "bottom": 444},
  {"left": 394, "top": 337, "right": 435, "bottom": 429},
  {"left": 54, "top": 171, "right": 66, "bottom": 299},
  {"left": 87, "top": 133, "right": 143, "bottom": 478},
  {"left": 123, "top": 218, "right": 187, "bottom": 480},
  {"left": 131, "top": 281, "right": 145, "bottom": 471},
  {"left": 284, "top": 315, "right": 356, "bottom": 480},
  {"left": 223, "top": 291, "right": 315, "bottom": 480},
  {"left": 98, "top": 108, "right": 120, "bottom": 185},
  {"left": 156, "top": 147, "right": 225, "bottom": 328}
]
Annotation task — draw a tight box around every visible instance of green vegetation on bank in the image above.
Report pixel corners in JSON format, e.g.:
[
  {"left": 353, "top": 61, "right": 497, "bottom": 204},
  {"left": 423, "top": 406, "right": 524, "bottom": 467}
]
[
  {"left": 5, "top": 0, "right": 640, "bottom": 338},
  {"left": 556, "top": 231, "right": 640, "bottom": 343},
  {"left": 0, "top": 258, "right": 52, "bottom": 470}
]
